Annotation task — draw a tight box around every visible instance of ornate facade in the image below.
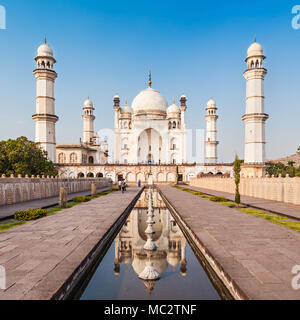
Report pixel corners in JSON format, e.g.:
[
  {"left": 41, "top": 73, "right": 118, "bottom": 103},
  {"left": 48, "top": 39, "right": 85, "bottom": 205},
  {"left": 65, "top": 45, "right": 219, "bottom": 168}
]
[
  {"left": 113, "top": 72, "right": 187, "bottom": 165},
  {"left": 31, "top": 38, "right": 270, "bottom": 181}
]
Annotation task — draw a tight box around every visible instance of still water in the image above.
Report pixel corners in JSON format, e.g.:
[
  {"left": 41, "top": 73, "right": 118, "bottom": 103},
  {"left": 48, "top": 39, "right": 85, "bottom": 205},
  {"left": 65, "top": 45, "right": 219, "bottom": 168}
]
[{"left": 80, "top": 189, "right": 221, "bottom": 300}]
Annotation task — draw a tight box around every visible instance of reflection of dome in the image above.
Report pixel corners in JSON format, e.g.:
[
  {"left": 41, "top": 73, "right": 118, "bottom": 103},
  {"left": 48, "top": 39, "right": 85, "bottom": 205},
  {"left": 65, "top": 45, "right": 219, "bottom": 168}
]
[
  {"left": 37, "top": 42, "right": 53, "bottom": 57},
  {"left": 247, "top": 41, "right": 263, "bottom": 57},
  {"left": 132, "top": 254, "right": 168, "bottom": 276},
  {"left": 132, "top": 87, "right": 168, "bottom": 115},
  {"left": 120, "top": 255, "right": 133, "bottom": 265},
  {"left": 167, "top": 252, "right": 180, "bottom": 267}
]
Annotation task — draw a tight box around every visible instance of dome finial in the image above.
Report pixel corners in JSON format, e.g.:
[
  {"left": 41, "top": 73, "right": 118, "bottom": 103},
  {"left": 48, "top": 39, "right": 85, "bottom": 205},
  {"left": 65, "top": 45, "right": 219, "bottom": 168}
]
[
  {"left": 173, "top": 97, "right": 175, "bottom": 104},
  {"left": 44, "top": 35, "right": 47, "bottom": 44},
  {"left": 254, "top": 34, "right": 256, "bottom": 42},
  {"left": 148, "top": 70, "right": 152, "bottom": 88},
  {"left": 125, "top": 98, "right": 128, "bottom": 105}
]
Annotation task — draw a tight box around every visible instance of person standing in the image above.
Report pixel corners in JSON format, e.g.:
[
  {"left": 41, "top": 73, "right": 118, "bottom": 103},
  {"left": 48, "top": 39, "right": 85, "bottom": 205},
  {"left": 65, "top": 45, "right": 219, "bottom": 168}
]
[
  {"left": 118, "top": 180, "right": 122, "bottom": 191},
  {"left": 121, "top": 180, "right": 125, "bottom": 194}
]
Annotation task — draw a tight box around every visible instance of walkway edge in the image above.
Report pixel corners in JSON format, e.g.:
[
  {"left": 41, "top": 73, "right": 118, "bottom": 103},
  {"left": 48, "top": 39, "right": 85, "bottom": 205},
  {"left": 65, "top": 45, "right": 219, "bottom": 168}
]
[
  {"left": 158, "top": 188, "right": 249, "bottom": 301},
  {"left": 183, "top": 185, "right": 300, "bottom": 222},
  {"left": 52, "top": 187, "right": 145, "bottom": 300}
]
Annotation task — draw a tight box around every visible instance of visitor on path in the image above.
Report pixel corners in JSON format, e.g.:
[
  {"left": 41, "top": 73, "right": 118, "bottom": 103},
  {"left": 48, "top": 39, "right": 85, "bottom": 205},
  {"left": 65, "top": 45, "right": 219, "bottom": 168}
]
[
  {"left": 118, "top": 180, "right": 122, "bottom": 191},
  {"left": 124, "top": 179, "right": 127, "bottom": 191},
  {"left": 137, "top": 180, "right": 141, "bottom": 188},
  {"left": 121, "top": 180, "right": 125, "bottom": 194}
]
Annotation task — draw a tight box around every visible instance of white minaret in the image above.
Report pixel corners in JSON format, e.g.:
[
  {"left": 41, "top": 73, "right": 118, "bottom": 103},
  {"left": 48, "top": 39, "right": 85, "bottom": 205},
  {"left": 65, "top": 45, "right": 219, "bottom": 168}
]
[
  {"left": 113, "top": 95, "right": 121, "bottom": 163},
  {"left": 242, "top": 38, "right": 269, "bottom": 177},
  {"left": 205, "top": 99, "right": 219, "bottom": 164},
  {"left": 82, "top": 98, "right": 95, "bottom": 145},
  {"left": 32, "top": 38, "right": 58, "bottom": 163}
]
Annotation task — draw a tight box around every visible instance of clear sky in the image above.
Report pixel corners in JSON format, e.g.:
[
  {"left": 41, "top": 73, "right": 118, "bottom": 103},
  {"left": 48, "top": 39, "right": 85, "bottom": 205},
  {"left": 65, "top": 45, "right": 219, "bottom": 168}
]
[{"left": 0, "top": 0, "right": 299, "bottom": 162}]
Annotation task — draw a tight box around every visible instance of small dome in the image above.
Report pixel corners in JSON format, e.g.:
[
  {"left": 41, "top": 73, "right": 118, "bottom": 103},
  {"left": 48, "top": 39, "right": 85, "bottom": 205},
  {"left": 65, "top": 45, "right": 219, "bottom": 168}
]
[
  {"left": 37, "top": 43, "right": 53, "bottom": 57},
  {"left": 121, "top": 105, "right": 132, "bottom": 113},
  {"left": 247, "top": 41, "right": 263, "bottom": 57},
  {"left": 180, "top": 93, "right": 186, "bottom": 99},
  {"left": 167, "top": 103, "right": 180, "bottom": 114},
  {"left": 132, "top": 87, "right": 168, "bottom": 115},
  {"left": 207, "top": 99, "right": 217, "bottom": 108},
  {"left": 84, "top": 98, "right": 94, "bottom": 108}
]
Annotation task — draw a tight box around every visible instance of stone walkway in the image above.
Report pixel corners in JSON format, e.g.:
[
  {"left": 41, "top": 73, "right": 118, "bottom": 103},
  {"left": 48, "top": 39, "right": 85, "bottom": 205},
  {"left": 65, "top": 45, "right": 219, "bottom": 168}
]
[
  {"left": 159, "top": 186, "right": 300, "bottom": 300},
  {"left": 0, "top": 187, "right": 142, "bottom": 300},
  {"left": 184, "top": 185, "right": 300, "bottom": 221},
  {"left": 0, "top": 187, "right": 110, "bottom": 221}
]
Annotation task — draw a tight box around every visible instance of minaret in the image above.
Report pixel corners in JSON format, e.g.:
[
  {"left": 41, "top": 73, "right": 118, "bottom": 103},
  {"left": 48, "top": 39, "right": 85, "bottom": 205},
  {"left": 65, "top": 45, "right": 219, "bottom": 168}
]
[
  {"left": 242, "top": 37, "right": 269, "bottom": 177},
  {"left": 32, "top": 37, "right": 58, "bottom": 163},
  {"left": 205, "top": 99, "right": 219, "bottom": 164},
  {"left": 180, "top": 94, "right": 187, "bottom": 163},
  {"left": 113, "top": 94, "right": 121, "bottom": 163},
  {"left": 82, "top": 98, "right": 95, "bottom": 145}
]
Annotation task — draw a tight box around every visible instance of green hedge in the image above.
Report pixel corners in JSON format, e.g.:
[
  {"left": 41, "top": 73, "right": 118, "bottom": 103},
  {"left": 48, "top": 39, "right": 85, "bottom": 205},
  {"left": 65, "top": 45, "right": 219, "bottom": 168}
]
[
  {"left": 208, "top": 196, "right": 227, "bottom": 202},
  {"left": 14, "top": 208, "right": 47, "bottom": 221},
  {"left": 72, "top": 196, "right": 93, "bottom": 203}
]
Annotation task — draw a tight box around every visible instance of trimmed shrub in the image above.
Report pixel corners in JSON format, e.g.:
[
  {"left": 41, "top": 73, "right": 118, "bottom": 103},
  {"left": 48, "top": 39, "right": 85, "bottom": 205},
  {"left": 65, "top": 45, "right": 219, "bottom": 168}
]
[
  {"left": 72, "top": 196, "right": 93, "bottom": 203},
  {"left": 14, "top": 208, "right": 47, "bottom": 221}
]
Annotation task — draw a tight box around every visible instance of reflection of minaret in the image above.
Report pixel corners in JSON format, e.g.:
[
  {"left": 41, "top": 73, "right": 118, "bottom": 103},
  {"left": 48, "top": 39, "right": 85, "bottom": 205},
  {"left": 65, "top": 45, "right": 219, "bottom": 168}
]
[
  {"left": 180, "top": 239, "right": 187, "bottom": 277},
  {"left": 113, "top": 237, "right": 120, "bottom": 276},
  {"left": 139, "top": 188, "right": 160, "bottom": 282}
]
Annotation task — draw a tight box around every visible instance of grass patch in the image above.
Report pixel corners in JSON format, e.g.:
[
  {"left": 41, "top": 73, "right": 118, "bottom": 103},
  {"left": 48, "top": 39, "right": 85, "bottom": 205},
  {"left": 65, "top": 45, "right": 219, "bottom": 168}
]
[
  {"left": 208, "top": 196, "right": 227, "bottom": 203},
  {"left": 236, "top": 207, "right": 300, "bottom": 232},
  {"left": 0, "top": 221, "right": 26, "bottom": 233},
  {"left": 174, "top": 185, "right": 300, "bottom": 233}
]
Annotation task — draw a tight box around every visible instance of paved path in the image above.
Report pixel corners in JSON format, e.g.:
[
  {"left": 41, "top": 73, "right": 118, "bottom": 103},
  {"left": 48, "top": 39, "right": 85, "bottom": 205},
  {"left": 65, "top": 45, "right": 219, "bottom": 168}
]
[
  {"left": 0, "top": 187, "right": 142, "bottom": 300},
  {"left": 183, "top": 185, "right": 300, "bottom": 221},
  {"left": 159, "top": 186, "right": 300, "bottom": 300},
  {"left": 0, "top": 187, "right": 110, "bottom": 222}
]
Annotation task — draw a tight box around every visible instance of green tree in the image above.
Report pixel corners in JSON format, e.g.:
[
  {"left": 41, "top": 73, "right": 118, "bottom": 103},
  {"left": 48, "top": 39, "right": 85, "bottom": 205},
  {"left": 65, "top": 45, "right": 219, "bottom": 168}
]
[
  {"left": 297, "top": 146, "right": 300, "bottom": 153},
  {"left": 0, "top": 137, "right": 57, "bottom": 177},
  {"left": 233, "top": 155, "right": 242, "bottom": 204}
]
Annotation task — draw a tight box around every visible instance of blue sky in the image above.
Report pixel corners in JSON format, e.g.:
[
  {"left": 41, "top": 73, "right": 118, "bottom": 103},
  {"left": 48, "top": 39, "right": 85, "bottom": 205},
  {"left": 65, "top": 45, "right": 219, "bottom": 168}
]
[{"left": 0, "top": 0, "right": 299, "bottom": 162}]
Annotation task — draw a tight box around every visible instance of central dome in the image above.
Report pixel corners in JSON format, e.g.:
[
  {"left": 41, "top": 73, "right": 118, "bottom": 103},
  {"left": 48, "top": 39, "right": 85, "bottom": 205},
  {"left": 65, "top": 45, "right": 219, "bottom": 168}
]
[{"left": 132, "top": 87, "right": 168, "bottom": 116}]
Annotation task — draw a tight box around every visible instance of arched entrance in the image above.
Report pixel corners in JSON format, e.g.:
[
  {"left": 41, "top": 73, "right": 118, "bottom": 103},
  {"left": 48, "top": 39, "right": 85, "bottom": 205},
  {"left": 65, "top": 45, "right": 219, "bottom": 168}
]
[{"left": 137, "top": 128, "right": 162, "bottom": 164}]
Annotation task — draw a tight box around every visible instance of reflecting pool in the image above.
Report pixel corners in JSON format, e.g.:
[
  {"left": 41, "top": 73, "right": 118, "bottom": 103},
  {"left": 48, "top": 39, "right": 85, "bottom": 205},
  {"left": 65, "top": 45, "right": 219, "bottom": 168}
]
[{"left": 80, "top": 188, "right": 221, "bottom": 300}]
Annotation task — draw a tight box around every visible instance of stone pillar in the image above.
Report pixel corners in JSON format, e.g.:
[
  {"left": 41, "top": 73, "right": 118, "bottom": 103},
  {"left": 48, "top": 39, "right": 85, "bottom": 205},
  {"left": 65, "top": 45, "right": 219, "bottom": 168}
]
[
  {"left": 91, "top": 183, "right": 97, "bottom": 196},
  {"left": 59, "top": 187, "right": 68, "bottom": 208}
]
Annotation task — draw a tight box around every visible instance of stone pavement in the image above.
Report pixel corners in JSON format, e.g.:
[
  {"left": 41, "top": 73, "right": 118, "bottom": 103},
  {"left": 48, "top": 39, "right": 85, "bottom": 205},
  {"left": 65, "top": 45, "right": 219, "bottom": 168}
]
[
  {"left": 183, "top": 185, "right": 300, "bottom": 221},
  {"left": 0, "top": 187, "right": 110, "bottom": 221},
  {"left": 0, "top": 187, "right": 142, "bottom": 300},
  {"left": 159, "top": 186, "right": 300, "bottom": 300}
]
